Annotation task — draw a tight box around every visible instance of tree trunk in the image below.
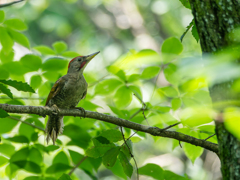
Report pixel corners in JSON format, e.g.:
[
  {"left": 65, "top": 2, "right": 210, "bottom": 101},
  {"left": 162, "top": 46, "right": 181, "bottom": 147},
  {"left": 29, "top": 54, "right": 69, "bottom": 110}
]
[{"left": 189, "top": 0, "right": 240, "bottom": 179}]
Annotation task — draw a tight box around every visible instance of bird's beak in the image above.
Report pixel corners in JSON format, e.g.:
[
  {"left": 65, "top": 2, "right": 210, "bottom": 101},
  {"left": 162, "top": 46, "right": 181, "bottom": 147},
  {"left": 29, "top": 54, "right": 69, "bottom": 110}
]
[{"left": 85, "top": 51, "right": 100, "bottom": 62}]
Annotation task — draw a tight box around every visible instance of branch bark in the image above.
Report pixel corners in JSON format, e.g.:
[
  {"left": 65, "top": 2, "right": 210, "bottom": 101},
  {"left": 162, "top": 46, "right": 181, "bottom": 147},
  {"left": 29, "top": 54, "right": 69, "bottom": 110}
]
[
  {"left": 0, "top": 103, "right": 219, "bottom": 154},
  {"left": 0, "top": 0, "right": 24, "bottom": 8}
]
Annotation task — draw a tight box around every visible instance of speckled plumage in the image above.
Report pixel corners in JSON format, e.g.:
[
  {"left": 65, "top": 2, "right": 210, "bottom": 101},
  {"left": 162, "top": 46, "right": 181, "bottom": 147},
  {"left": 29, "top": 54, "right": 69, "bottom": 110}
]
[{"left": 45, "top": 52, "right": 99, "bottom": 145}]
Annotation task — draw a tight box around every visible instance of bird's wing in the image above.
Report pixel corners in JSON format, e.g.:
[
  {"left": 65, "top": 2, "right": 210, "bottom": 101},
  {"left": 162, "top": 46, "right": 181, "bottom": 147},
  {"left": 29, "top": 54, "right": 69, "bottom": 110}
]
[
  {"left": 81, "top": 90, "right": 87, "bottom": 100},
  {"left": 45, "top": 77, "right": 67, "bottom": 106}
]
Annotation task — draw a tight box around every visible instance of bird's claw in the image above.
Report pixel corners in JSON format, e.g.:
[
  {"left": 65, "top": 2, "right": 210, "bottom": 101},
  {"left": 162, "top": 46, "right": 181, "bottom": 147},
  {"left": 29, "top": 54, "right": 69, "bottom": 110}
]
[
  {"left": 52, "top": 104, "right": 60, "bottom": 116},
  {"left": 75, "top": 107, "right": 86, "bottom": 118}
]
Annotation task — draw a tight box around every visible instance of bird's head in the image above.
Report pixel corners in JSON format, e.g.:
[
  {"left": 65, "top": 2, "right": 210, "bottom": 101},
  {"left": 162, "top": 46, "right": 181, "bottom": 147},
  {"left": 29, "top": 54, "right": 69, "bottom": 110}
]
[{"left": 67, "top": 51, "right": 100, "bottom": 75}]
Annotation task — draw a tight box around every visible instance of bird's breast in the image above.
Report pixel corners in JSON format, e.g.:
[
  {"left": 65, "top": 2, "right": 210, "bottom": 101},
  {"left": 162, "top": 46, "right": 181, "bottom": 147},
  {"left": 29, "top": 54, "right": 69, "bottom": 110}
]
[{"left": 53, "top": 77, "right": 87, "bottom": 108}]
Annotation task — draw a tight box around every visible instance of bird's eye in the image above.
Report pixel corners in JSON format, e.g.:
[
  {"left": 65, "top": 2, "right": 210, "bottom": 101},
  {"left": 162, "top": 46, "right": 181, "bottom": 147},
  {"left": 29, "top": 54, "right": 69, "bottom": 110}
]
[{"left": 78, "top": 57, "right": 82, "bottom": 62}]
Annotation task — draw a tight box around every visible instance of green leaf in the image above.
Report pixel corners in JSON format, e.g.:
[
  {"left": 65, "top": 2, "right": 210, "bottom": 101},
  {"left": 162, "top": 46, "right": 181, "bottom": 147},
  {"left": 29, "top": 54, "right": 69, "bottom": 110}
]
[
  {"left": 2, "top": 61, "right": 29, "bottom": 75},
  {"left": 0, "top": 144, "right": 15, "bottom": 157},
  {"left": 20, "top": 54, "right": 42, "bottom": 71},
  {"left": 5, "top": 163, "right": 18, "bottom": 177},
  {"left": 4, "top": 19, "right": 27, "bottom": 31},
  {"left": 0, "top": 10, "right": 5, "bottom": 23},
  {"left": 115, "top": 70, "right": 126, "bottom": 81},
  {"left": 45, "top": 145, "right": 59, "bottom": 152},
  {"left": 86, "top": 138, "right": 116, "bottom": 158},
  {"left": 19, "top": 121, "right": 35, "bottom": 140},
  {"left": 38, "top": 82, "right": 51, "bottom": 97},
  {"left": 8, "top": 29, "right": 30, "bottom": 48},
  {"left": 103, "top": 147, "right": 120, "bottom": 168},
  {"left": 163, "top": 63, "right": 179, "bottom": 85},
  {"left": 53, "top": 151, "right": 69, "bottom": 165},
  {"left": 0, "top": 156, "right": 8, "bottom": 167},
  {"left": 64, "top": 124, "right": 91, "bottom": 149},
  {"left": 34, "top": 46, "right": 55, "bottom": 55},
  {"left": 0, "top": 26, "right": 13, "bottom": 54},
  {"left": 0, "top": 66, "right": 9, "bottom": 79},
  {"left": 114, "top": 85, "right": 132, "bottom": 109},
  {"left": 161, "top": 37, "right": 183, "bottom": 55},
  {"left": 164, "top": 170, "right": 189, "bottom": 180},
  {"left": 141, "top": 66, "right": 160, "bottom": 79},
  {"left": 129, "top": 85, "right": 142, "bottom": 99},
  {"left": 0, "top": 49, "right": 14, "bottom": 63},
  {"left": 10, "top": 147, "right": 29, "bottom": 162},
  {"left": 6, "top": 135, "right": 29, "bottom": 143},
  {"left": 128, "top": 74, "right": 140, "bottom": 82},
  {"left": 42, "top": 57, "right": 68, "bottom": 71},
  {"left": 179, "top": 0, "right": 191, "bottom": 9},
  {"left": 95, "top": 78, "right": 123, "bottom": 95},
  {"left": 59, "top": 174, "right": 72, "bottom": 180},
  {"left": 180, "top": 19, "right": 194, "bottom": 42},
  {"left": 0, "top": 79, "right": 35, "bottom": 93},
  {"left": 118, "top": 151, "right": 133, "bottom": 178},
  {"left": 43, "top": 71, "right": 61, "bottom": 81},
  {"left": 23, "top": 176, "right": 40, "bottom": 180},
  {"left": 0, "top": 116, "right": 18, "bottom": 133},
  {"left": 180, "top": 107, "right": 213, "bottom": 127},
  {"left": 109, "top": 160, "right": 127, "bottom": 179},
  {"left": 29, "top": 147, "right": 43, "bottom": 164},
  {"left": 61, "top": 51, "right": 80, "bottom": 58},
  {"left": 68, "top": 149, "right": 101, "bottom": 173},
  {"left": 0, "top": 83, "right": 13, "bottom": 98},
  {"left": 183, "top": 137, "right": 204, "bottom": 163},
  {"left": 46, "top": 163, "right": 72, "bottom": 174},
  {"left": 171, "top": 98, "right": 182, "bottom": 110},
  {"left": 52, "top": 41, "right": 67, "bottom": 54},
  {"left": 224, "top": 107, "right": 240, "bottom": 140},
  {"left": 139, "top": 163, "right": 164, "bottom": 179},
  {"left": 192, "top": 22, "right": 199, "bottom": 42},
  {"left": 30, "top": 75, "right": 42, "bottom": 89},
  {"left": 12, "top": 160, "right": 41, "bottom": 173},
  {"left": 159, "top": 86, "right": 178, "bottom": 97},
  {"left": 121, "top": 139, "right": 133, "bottom": 160},
  {"left": 99, "top": 129, "right": 123, "bottom": 143}
]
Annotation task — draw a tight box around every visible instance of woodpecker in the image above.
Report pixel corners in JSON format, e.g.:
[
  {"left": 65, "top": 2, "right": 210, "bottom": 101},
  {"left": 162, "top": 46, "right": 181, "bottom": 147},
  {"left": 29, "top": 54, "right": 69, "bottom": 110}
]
[{"left": 45, "top": 51, "right": 99, "bottom": 145}]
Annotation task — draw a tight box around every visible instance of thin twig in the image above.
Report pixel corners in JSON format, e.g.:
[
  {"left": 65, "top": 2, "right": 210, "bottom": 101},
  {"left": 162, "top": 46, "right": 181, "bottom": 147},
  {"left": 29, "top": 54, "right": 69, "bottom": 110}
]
[
  {"left": 120, "top": 127, "right": 139, "bottom": 180},
  {"left": 126, "top": 131, "right": 138, "bottom": 142},
  {"left": 204, "top": 134, "right": 216, "bottom": 141},
  {"left": 0, "top": 0, "right": 24, "bottom": 8},
  {"left": 133, "top": 94, "right": 149, "bottom": 125},
  {"left": 179, "top": 141, "right": 182, "bottom": 148},
  {"left": 129, "top": 108, "right": 142, "bottom": 120},
  {"left": 9, "top": 116, "right": 45, "bottom": 132},
  {"left": 161, "top": 122, "right": 180, "bottom": 131},
  {"left": 68, "top": 156, "right": 88, "bottom": 176},
  {"left": 88, "top": 74, "right": 108, "bottom": 87},
  {"left": 0, "top": 97, "right": 45, "bottom": 100}
]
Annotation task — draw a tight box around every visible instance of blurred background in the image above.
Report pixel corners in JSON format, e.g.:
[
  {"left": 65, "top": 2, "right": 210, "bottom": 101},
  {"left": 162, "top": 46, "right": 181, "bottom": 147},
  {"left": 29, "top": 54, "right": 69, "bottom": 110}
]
[{"left": 0, "top": 0, "right": 221, "bottom": 180}]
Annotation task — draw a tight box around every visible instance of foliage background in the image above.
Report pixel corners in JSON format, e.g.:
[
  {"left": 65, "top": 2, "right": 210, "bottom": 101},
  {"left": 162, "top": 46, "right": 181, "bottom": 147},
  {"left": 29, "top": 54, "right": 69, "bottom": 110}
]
[{"left": 0, "top": 0, "right": 222, "bottom": 179}]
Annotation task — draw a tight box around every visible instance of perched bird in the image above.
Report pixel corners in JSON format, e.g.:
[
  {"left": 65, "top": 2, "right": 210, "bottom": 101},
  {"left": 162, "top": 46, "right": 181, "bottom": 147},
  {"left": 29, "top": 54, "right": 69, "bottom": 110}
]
[{"left": 45, "top": 51, "right": 99, "bottom": 145}]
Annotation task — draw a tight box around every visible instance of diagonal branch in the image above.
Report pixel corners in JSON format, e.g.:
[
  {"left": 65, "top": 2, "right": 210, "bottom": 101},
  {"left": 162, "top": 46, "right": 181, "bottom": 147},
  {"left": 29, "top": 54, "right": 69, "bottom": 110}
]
[
  {"left": 68, "top": 156, "right": 88, "bottom": 176},
  {"left": 0, "top": 0, "right": 24, "bottom": 8},
  {"left": 9, "top": 116, "right": 45, "bottom": 132},
  {"left": 0, "top": 103, "right": 219, "bottom": 154}
]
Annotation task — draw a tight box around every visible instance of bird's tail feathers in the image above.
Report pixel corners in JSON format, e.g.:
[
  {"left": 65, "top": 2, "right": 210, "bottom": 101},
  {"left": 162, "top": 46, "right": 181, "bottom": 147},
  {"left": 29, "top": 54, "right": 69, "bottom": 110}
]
[{"left": 45, "top": 115, "right": 64, "bottom": 145}]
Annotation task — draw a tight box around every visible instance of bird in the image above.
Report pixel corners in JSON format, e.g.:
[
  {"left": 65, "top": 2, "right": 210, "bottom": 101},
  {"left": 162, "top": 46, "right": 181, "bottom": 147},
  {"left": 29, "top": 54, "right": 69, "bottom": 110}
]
[{"left": 45, "top": 51, "right": 100, "bottom": 145}]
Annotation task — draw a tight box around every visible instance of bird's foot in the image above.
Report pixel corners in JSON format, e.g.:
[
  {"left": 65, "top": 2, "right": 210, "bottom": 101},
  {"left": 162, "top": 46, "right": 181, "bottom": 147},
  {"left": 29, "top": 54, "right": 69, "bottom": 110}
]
[
  {"left": 51, "top": 104, "right": 60, "bottom": 116},
  {"left": 74, "top": 107, "right": 86, "bottom": 118}
]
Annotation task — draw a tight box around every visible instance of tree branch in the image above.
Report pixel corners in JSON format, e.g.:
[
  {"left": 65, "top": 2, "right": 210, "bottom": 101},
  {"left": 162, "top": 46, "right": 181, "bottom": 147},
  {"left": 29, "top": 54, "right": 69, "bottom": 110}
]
[
  {"left": 68, "top": 156, "right": 88, "bottom": 176},
  {"left": 0, "top": 0, "right": 24, "bottom": 8},
  {"left": 0, "top": 103, "right": 219, "bottom": 154},
  {"left": 9, "top": 116, "right": 45, "bottom": 132}
]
